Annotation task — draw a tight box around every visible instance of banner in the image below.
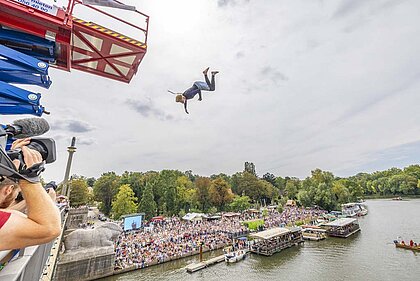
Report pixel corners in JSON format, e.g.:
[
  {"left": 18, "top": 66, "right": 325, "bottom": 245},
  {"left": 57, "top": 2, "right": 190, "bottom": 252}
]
[
  {"left": 14, "top": 0, "right": 58, "bottom": 16},
  {"left": 82, "top": 0, "right": 136, "bottom": 11}
]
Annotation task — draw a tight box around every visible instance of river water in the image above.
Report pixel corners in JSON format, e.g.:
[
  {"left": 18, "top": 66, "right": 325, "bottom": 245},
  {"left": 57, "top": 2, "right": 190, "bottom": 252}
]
[{"left": 101, "top": 199, "right": 420, "bottom": 281}]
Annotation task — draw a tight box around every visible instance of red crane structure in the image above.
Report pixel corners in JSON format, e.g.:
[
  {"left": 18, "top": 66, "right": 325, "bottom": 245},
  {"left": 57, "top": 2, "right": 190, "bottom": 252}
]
[{"left": 0, "top": 0, "right": 149, "bottom": 83}]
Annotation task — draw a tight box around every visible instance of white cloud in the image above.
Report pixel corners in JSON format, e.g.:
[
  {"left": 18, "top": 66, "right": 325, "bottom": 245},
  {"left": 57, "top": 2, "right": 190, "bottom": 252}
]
[{"left": 28, "top": 0, "right": 420, "bottom": 182}]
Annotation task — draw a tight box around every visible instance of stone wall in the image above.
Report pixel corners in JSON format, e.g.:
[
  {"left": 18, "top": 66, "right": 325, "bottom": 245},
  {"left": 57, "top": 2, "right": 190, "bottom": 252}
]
[{"left": 53, "top": 248, "right": 115, "bottom": 281}]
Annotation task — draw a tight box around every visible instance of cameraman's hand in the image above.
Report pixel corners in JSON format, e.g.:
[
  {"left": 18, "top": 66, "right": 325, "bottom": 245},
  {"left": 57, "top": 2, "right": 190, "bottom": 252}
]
[
  {"left": 21, "top": 146, "right": 42, "bottom": 168},
  {"left": 11, "top": 138, "right": 31, "bottom": 150},
  {"left": 12, "top": 146, "right": 43, "bottom": 170}
]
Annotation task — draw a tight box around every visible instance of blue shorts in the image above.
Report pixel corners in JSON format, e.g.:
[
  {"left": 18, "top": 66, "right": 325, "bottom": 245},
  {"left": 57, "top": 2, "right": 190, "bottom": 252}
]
[{"left": 194, "top": 81, "right": 210, "bottom": 91}]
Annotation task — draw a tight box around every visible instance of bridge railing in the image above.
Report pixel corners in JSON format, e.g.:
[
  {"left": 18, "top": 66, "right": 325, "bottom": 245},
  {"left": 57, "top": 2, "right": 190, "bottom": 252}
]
[{"left": 0, "top": 207, "right": 68, "bottom": 281}]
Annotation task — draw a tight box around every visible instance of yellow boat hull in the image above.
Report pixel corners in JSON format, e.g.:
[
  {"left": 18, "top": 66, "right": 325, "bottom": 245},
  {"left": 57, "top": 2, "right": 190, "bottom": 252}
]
[{"left": 395, "top": 243, "right": 420, "bottom": 251}]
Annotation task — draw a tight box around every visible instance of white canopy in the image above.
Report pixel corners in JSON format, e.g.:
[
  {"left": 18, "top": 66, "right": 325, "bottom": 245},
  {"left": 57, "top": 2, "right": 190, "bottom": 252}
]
[
  {"left": 182, "top": 213, "right": 203, "bottom": 221},
  {"left": 325, "top": 218, "right": 357, "bottom": 227},
  {"left": 250, "top": 227, "right": 290, "bottom": 240}
]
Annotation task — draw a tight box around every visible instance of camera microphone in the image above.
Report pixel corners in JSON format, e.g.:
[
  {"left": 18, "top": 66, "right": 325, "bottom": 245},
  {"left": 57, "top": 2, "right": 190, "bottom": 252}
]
[{"left": 4, "top": 118, "right": 50, "bottom": 138}]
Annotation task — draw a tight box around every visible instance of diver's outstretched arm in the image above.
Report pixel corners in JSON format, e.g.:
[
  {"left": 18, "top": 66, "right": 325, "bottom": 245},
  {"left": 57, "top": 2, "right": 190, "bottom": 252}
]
[{"left": 184, "top": 100, "right": 189, "bottom": 114}]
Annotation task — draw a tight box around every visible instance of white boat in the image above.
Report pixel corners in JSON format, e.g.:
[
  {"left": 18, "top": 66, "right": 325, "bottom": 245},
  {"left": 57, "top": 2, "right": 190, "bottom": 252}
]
[
  {"left": 224, "top": 250, "right": 247, "bottom": 263},
  {"left": 342, "top": 203, "right": 368, "bottom": 217}
]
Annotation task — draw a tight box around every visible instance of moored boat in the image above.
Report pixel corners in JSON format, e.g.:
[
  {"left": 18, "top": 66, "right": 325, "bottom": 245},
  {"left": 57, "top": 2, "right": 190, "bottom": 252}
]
[
  {"left": 321, "top": 218, "right": 361, "bottom": 238},
  {"left": 224, "top": 249, "right": 247, "bottom": 263},
  {"left": 250, "top": 227, "right": 304, "bottom": 256},
  {"left": 341, "top": 203, "right": 368, "bottom": 217},
  {"left": 301, "top": 226, "right": 327, "bottom": 241}
]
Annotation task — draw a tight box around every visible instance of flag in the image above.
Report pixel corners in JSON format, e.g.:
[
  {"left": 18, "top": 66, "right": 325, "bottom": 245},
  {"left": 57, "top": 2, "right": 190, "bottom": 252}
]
[{"left": 82, "top": 0, "right": 136, "bottom": 11}]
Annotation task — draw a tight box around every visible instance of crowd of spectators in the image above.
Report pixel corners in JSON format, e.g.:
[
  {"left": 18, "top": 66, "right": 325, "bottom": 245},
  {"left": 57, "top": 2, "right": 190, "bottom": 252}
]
[
  {"left": 264, "top": 206, "right": 327, "bottom": 228},
  {"left": 114, "top": 206, "right": 326, "bottom": 270}
]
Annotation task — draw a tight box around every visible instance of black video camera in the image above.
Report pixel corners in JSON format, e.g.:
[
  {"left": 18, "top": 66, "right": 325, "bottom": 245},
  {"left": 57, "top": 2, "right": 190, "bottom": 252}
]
[
  {"left": 0, "top": 126, "right": 56, "bottom": 183},
  {"left": 6, "top": 138, "right": 56, "bottom": 164}
]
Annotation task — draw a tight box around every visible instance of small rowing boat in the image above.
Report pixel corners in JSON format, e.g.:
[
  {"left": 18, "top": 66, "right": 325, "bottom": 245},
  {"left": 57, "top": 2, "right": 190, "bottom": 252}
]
[{"left": 394, "top": 240, "right": 420, "bottom": 251}]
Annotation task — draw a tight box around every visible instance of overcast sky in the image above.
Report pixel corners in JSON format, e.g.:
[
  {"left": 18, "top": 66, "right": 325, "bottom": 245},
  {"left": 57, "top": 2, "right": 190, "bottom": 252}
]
[{"left": 4, "top": 0, "right": 420, "bottom": 182}]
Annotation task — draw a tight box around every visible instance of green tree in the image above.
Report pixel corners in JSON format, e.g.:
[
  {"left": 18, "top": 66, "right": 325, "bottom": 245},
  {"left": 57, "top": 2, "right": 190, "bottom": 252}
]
[
  {"left": 285, "top": 178, "right": 300, "bottom": 199},
  {"left": 111, "top": 184, "right": 138, "bottom": 220},
  {"left": 184, "top": 170, "right": 197, "bottom": 182},
  {"left": 120, "top": 171, "right": 145, "bottom": 200},
  {"left": 297, "top": 189, "right": 312, "bottom": 207},
  {"left": 229, "top": 195, "right": 251, "bottom": 211},
  {"left": 156, "top": 170, "right": 183, "bottom": 214},
  {"left": 195, "top": 177, "right": 211, "bottom": 211},
  {"left": 93, "top": 172, "right": 120, "bottom": 216},
  {"left": 86, "top": 177, "right": 96, "bottom": 187},
  {"left": 299, "top": 169, "right": 336, "bottom": 210},
  {"left": 176, "top": 175, "right": 195, "bottom": 212},
  {"left": 237, "top": 172, "right": 260, "bottom": 200},
  {"left": 263, "top": 173, "right": 276, "bottom": 187},
  {"left": 69, "top": 178, "right": 89, "bottom": 207},
  {"left": 404, "top": 165, "right": 420, "bottom": 179},
  {"left": 259, "top": 179, "right": 276, "bottom": 204},
  {"left": 332, "top": 180, "right": 351, "bottom": 205},
  {"left": 275, "top": 177, "right": 286, "bottom": 195},
  {"left": 230, "top": 172, "right": 243, "bottom": 194},
  {"left": 209, "top": 177, "right": 234, "bottom": 210},
  {"left": 139, "top": 181, "right": 157, "bottom": 220}
]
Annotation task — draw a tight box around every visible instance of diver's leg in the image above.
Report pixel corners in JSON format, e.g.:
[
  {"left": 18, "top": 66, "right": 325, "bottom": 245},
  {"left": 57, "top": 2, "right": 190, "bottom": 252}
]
[
  {"left": 204, "top": 73, "right": 212, "bottom": 90},
  {"left": 209, "top": 72, "right": 218, "bottom": 91}
]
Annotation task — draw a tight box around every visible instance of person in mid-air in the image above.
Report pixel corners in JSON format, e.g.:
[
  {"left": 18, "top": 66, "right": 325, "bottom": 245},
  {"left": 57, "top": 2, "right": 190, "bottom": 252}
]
[{"left": 169, "top": 67, "right": 219, "bottom": 114}]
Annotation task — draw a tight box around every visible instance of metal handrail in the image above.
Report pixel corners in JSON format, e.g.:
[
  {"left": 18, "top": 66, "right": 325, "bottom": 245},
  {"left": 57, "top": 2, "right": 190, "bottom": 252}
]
[{"left": 71, "top": 0, "right": 149, "bottom": 44}]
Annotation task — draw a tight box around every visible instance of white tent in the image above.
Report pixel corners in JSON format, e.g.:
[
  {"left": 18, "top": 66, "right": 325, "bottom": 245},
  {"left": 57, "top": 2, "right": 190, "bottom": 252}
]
[{"left": 182, "top": 213, "right": 203, "bottom": 221}]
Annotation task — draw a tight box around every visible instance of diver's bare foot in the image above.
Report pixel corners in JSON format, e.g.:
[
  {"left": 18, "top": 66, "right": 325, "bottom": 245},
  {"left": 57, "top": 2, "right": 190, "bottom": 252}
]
[
  {"left": 203, "top": 67, "right": 210, "bottom": 75},
  {"left": 211, "top": 71, "right": 219, "bottom": 75}
]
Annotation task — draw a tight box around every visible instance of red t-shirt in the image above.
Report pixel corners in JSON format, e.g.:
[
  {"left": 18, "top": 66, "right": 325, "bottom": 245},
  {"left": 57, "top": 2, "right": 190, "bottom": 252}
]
[{"left": 0, "top": 210, "right": 11, "bottom": 229}]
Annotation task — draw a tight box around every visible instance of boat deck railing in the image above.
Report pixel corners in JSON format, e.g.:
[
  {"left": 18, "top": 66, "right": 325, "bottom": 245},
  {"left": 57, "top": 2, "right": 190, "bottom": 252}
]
[{"left": 251, "top": 236, "right": 304, "bottom": 256}]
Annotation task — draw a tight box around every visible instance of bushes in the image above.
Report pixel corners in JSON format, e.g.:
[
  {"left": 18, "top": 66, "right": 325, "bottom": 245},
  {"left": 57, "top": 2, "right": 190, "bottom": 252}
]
[{"left": 243, "top": 219, "right": 264, "bottom": 231}]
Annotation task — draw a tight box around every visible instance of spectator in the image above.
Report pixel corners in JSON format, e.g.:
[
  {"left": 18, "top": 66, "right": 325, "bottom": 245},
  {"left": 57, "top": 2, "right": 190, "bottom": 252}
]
[
  {"left": 0, "top": 178, "right": 20, "bottom": 209},
  {"left": 0, "top": 146, "right": 61, "bottom": 251}
]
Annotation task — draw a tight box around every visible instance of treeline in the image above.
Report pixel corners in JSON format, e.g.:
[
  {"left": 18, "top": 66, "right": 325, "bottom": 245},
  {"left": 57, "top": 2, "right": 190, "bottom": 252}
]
[{"left": 67, "top": 162, "right": 420, "bottom": 220}]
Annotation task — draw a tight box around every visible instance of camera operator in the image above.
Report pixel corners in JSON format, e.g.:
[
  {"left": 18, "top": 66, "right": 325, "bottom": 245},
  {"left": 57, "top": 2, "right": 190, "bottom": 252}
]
[{"left": 0, "top": 145, "right": 61, "bottom": 251}]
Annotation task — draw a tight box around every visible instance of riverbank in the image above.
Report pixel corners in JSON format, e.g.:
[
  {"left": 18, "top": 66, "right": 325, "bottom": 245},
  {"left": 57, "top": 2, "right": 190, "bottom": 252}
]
[
  {"left": 362, "top": 194, "right": 420, "bottom": 199},
  {"left": 112, "top": 243, "right": 229, "bottom": 277}
]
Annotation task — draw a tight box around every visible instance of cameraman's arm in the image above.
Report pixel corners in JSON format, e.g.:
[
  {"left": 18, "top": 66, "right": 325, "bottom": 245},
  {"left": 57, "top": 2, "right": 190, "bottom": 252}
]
[
  {"left": 7, "top": 200, "right": 26, "bottom": 213},
  {"left": 0, "top": 147, "right": 60, "bottom": 250},
  {"left": 7, "top": 187, "right": 57, "bottom": 213}
]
